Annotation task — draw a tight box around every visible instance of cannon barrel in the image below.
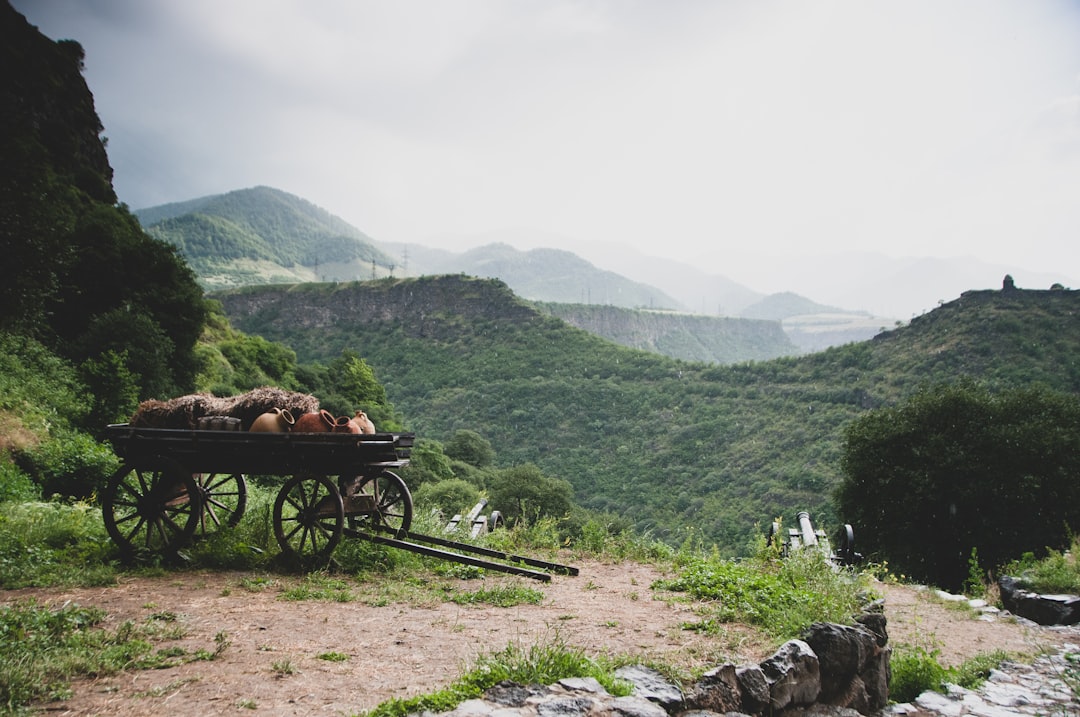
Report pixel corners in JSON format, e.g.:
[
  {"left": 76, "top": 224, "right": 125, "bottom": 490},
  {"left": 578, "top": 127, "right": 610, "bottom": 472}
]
[{"left": 797, "top": 511, "right": 818, "bottom": 548}]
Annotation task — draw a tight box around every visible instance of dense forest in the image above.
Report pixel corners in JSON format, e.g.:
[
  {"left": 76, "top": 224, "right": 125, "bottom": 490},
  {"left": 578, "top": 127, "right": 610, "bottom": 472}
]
[{"left": 215, "top": 277, "right": 1080, "bottom": 553}]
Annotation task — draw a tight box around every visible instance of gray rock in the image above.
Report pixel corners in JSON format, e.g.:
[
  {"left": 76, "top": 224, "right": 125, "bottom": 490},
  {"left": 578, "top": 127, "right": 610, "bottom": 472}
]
[
  {"left": 760, "top": 640, "right": 821, "bottom": 710},
  {"left": 606, "top": 695, "right": 670, "bottom": 717},
  {"left": 735, "top": 665, "right": 770, "bottom": 714},
  {"left": 615, "top": 665, "right": 683, "bottom": 710},
  {"left": 684, "top": 664, "right": 741, "bottom": 714},
  {"left": 998, "top": 576, "right": 1080, "bottom": 625}
]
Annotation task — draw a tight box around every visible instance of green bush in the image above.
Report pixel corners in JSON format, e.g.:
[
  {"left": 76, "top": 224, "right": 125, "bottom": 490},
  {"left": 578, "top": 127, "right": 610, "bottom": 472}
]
[
  {"left": 653, "top": 546, "right": 867, "bottom": 638},
  {"left": 414, "top": 479, "right": 482, "bottom": 521},
  {"left": 13, "top": 430, "right": 120, "bottom": 500},
  {"left": 0, "top": 459, "right": 39, "bottom": 504},
  {"left": 0, "top": 501, "right": 115, "bottom": 588},
  {"left": 1002, "top": 537, "right": 1080, "bottom": 594},
  {"left": 889, "top": 646, "right": 949, "bottom": 703}
]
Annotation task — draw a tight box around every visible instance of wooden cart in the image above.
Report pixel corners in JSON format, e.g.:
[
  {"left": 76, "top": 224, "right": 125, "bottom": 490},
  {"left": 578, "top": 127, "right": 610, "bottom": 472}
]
[{"left": 103, "top": 424, "right": 575, "bottom": 580}]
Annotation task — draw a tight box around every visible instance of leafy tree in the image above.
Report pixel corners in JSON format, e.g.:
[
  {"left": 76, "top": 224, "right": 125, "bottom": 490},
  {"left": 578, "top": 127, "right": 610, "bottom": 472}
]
[
  {"left": 444, "top": 430, "right": 495, "bottom": 468},
  {"left": 399, "top": 439, "right": 455, "bottom": 490},
  {"left": 413, "top": 479, "right": 483, "bottom": 521},
  {"left": 487, "top": 464, "right": 574, "bottom": 525},
  {"left": 835, "top": 382, "right": 1080, "bottom": 589},
  {"left": 330, "top": 350, "right": 387, "bottom": 406}
]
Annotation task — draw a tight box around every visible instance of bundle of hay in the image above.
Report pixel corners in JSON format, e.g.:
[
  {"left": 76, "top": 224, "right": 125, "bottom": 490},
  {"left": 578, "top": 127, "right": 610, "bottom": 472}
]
[{"left": 130, "top": 387, "right": 320, "bottom": 430}]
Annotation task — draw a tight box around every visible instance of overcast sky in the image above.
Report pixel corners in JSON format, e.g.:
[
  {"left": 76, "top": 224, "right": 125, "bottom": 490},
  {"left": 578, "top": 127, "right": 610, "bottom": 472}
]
[{"left": 13, "top": 0, "right": 1080, "bottom": 294}]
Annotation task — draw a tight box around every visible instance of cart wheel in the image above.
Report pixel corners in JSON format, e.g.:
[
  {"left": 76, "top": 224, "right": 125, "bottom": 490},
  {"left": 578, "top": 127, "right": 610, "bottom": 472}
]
[
  {"left": 273, "top": 474, "right": 343, "bottom": 567},
  {"left": 347, "top": 470, "right": 413, "bottom": 537},
  {"left": 194, "top": 472, "right": 247, "bottom": 536},
  {"left": 103, "top": 461, "right": 202, "bottom": 558}
]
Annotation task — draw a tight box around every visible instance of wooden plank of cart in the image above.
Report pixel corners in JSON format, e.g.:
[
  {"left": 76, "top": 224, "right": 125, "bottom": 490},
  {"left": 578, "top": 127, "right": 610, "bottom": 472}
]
[{"left": 102, "top": 424, "right": 576, "bottom": 581}]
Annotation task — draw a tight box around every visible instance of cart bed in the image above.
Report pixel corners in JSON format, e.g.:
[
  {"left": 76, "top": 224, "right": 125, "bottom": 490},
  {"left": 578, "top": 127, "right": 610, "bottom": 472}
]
[{"left": 105, "top": 423, "right": 413, "bottom": 475}]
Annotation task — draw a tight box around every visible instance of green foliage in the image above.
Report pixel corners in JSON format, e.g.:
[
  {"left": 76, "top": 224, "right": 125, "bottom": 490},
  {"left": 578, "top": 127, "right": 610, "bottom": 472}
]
[
  {"left": 13, "top": 430, "right": 120, "bottom": 500},
  {"left": 414, "top": 479, "right": 482, "bottom": 520},
  {"left": 0, "top": 460, "right": 39, "bottom": 504},
  {"left": 654, "top": 547, "right": 867, "bottom": 638},
  {"left": 888, "top": 646, "right": 1012, "bottom": 703},
  {"left": 444, "top": 430, "right": 495, "bottom": 468},
  {"left": 365, "top": 635, "right": 631, "bottom": 717},
  {"left": 0, "top": 332, "right": 87, "bottom": 433},
  {"left": 448, "top": 585, "right": 545, "bottom": 607},
  {"left": 78, "top": 349, "right": 141, "bottom": 428},
  {"left": 400, "top": 439, "right": 455, "bottom": 489},
  {"left": 487, "top": 464, "right": 574, "bottom": 526},
  {"left": 0, "top": 501, "right": 116, "bottom": 588},
  {"left": 1002, "top": 535, "right": 1080, "bottom": 594},
  {"left": 888, "top": 646, "right": 950, "bottom": 703},
  {"left": 836, "top": 382, "right": 1080, "bottom": 589}
]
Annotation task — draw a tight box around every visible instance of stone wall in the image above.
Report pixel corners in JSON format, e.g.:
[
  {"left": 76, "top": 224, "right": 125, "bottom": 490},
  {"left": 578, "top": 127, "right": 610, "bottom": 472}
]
[{"left": 434, "top": 608, "right": 891, "bottom": 717}]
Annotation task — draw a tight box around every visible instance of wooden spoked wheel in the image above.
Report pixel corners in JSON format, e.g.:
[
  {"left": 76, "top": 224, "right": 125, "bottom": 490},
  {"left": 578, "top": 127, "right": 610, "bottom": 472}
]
[
  {"left": 345, "top": 470, "right": 413, "bottom": 537},
  {"left": 103, "top": 460, "right": 202, "bottom": 558},
  {"left": 273, "top": 474, "right": 343, "bottom": 566},
  {"left": 194, "top": 472, "right": 247, "bottom": 536}
]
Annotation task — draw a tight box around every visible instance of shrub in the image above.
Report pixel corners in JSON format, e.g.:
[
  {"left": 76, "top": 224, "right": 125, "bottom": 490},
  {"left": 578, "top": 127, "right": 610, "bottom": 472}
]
[
  {"left": 889, "top": 646, "right": 949, "bottom": 703},
  {"left": 13, "top": 430, "right": 120, "bottom": 500}
]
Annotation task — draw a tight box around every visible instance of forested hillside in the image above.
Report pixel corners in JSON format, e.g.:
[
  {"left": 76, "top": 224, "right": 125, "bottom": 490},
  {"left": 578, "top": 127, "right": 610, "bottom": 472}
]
[
  {"left": 1, "top": 2, "right": 206, "bottom": 426},
  {"left": 137, "top": 186, "right": 396, "bottom": 289},
  {"left": 216, "top": 276, "right": 1080, "bottom": 552}
]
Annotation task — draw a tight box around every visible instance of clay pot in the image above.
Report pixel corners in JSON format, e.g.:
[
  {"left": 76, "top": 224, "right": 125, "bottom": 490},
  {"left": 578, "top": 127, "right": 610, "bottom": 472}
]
[
  {"left": 292, "top": 409, "right": 336, "bottom": 433},
  {"left": 249, "top": 407, "right": 295, "bottom": 433},
  {"left": 353, "top": 410, "right": 376, "bottom": 434},
  {"left": 331, "top": 414, "right": 361, "bottom": 434}
]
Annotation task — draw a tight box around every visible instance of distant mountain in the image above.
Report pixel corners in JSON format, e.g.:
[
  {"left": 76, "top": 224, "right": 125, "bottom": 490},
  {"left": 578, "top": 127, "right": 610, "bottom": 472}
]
[
  {"left": 135, "top": 186, "right": 397, "bottom": 289},
  {"left": 739, "top": 292, "right": 852, "bottom": 321},
  {"left": 411, "top": 231, "right": 766, "bottom": 315},
  {"left": 535, "top": 303, "right": 797, "bottom": 364},
  {"left": 388, "top": 241, "right": 687, "bottom": 311}
]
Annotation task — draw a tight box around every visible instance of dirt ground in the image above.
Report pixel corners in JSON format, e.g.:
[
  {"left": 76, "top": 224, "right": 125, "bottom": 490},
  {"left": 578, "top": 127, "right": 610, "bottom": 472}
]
[{"left": 4, "top": 559, "right": 1070, "bottom": 717}]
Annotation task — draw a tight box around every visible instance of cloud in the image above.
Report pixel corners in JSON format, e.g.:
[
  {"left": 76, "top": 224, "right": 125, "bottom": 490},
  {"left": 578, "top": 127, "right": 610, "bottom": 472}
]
[{"left": 11, "top": 0, "right": 1080, "bottom": 294}]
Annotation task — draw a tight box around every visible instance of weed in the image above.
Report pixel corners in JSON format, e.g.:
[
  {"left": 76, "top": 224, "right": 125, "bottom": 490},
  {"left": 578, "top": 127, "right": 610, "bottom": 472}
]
[
  {"left": 272, "top": 659, "right": 296, "bottom": 675},
  {"left": 279, "top": 573, "right": 355, "bottom": 602},
  {"left": 448, "top": 585, "right": 544, "bottom": 608},
  {"left": 653, "top": 548, "right": 867, "bottom": 638},
  {"left": 318, "top": 651, "right": 350, "bottom": 662},
  {"left": 364, "top": 634, "right": 631, "bottom": 717}
]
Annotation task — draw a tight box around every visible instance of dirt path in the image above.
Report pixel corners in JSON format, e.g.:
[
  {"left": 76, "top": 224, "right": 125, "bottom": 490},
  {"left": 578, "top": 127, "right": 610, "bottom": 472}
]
[{"left": 3, "top": 561, "right": 1070, "bottom": 716}]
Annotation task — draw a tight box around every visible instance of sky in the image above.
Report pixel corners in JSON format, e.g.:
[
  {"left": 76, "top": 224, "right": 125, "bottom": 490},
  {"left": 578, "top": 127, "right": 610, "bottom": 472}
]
[{"left": 12, "top": 0, "right": 1080, "bottom": 300}]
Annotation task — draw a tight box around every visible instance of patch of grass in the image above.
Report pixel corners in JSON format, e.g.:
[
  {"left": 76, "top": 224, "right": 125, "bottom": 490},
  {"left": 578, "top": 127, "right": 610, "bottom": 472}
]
[
  {"left": 364, "top": 635, "right": 631, "bottom": 717},
  {"left": 279, "top": 573, "right": 355, "bottom": 602},
  {"left": 889, "top": 646, "right": 1014, "bottom": 703},
  {"left": 653, "top": 546, "right": 868, "bottom": 639},
  {"left": 317, "top": 651, "right": 349, "bottom": 662},
  {"left": 0, "top": 600, "right": 162, "bottom": 710},
  {"left": 271, "top": 659, "right": 296, "bottom": 676},
  {"left": 0, "top": 500, "right": 118, "bottom": 589},
  {"left": 238, "top": 575, "right": 278, "bottom": 592},
  {"left": 447, "top": 584, "right": 544, "bottom": 608},
  {"left": 889, "top": 645, "right": 950, "bottom": 703},
  {"left": 1002, "top": 537, "right": 1080, "bottom": 594}
]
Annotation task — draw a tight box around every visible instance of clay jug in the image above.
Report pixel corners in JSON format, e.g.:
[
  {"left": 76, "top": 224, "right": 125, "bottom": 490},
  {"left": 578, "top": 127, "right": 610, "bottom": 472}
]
[
  {"left": 249, "top": 407, "right": 295, "bottom": 433},
  {"left": 354, "top": 410, "right": 376, "bottom": 434},
  {"left": 332, "top": 414, "right": 361, "bottom": 433},
  {"left": 292, "top": 409, "right": 336, "bottom": 433}
]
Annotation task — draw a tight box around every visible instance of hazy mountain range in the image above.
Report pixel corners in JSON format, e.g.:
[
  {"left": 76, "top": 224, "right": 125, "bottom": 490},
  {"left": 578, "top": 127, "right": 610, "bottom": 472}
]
[{"left": 135, "top": 186, "right": 1073, "bottom": 353}]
